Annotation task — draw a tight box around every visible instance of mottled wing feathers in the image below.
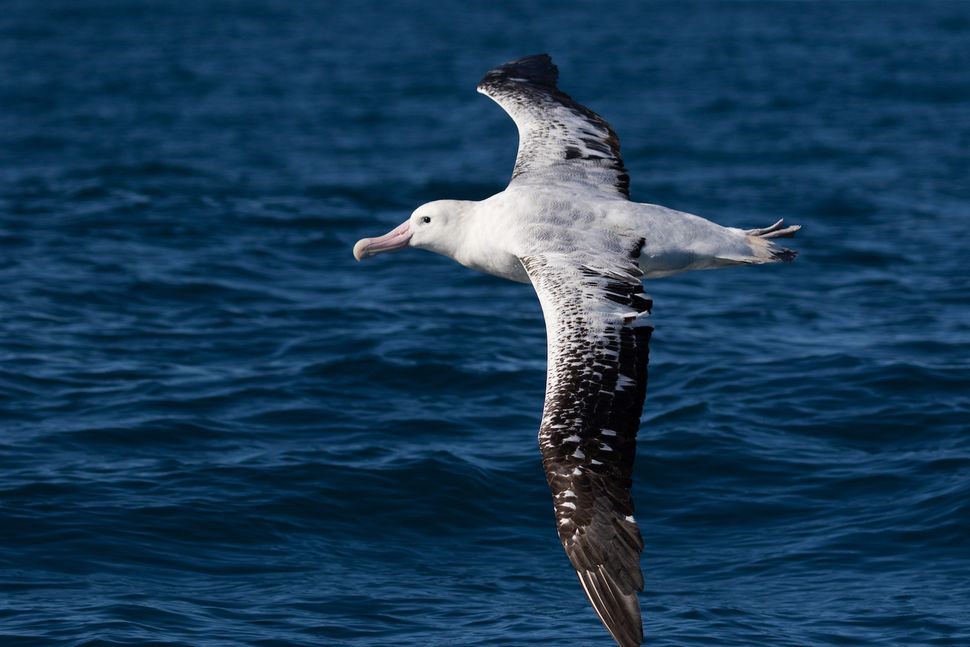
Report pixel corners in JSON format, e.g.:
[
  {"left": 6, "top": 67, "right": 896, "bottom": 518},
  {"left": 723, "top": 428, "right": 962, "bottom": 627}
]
[
  {"left": 478, "top": 54, "right": 630, "bottom": 198},
  {"left": 480, "top": 52, "right": 560, "bottom": 91},
  {"left": 521, "top": 252, "right": 652, "bottom": 647}
]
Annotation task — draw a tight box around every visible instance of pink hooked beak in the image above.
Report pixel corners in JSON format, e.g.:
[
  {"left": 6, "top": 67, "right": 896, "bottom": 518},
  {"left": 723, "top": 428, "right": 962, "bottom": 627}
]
[{"left": 353, "top": 220, "right": 412, "bottom": 261}]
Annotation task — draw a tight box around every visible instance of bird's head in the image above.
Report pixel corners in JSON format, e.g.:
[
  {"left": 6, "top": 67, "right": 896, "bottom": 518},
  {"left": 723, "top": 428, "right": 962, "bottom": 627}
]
[{"left": 353, "top": 200, "right": 470, "bottom": 261}]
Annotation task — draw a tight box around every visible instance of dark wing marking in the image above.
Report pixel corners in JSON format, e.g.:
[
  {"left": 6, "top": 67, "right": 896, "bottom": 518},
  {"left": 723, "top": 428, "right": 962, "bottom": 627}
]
[
  {"left": 521, "top": 251, "right": 652, "bottom": 647},
  {"left": 478, "top": 54, "right": 630, "bottom": 199}
]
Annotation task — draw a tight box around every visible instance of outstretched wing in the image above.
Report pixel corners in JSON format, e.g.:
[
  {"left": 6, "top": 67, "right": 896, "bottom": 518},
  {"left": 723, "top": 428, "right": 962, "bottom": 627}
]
[
  {"left": 478, "top": 54, "right": 630, "bottom": 199},
  {"left": 521, "top": 251, "right": 652, "bottom": 647}
]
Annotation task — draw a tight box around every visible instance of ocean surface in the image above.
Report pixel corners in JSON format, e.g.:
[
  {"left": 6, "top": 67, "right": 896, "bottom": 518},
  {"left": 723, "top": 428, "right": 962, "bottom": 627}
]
[{"left": 2, "top": 1, "right": 969, "bottom": 645}]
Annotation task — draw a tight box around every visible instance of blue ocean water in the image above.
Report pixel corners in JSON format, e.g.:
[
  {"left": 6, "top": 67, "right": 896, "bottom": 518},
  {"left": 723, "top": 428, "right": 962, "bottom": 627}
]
[{"left": 2, "top": 1, "right": 969, "bottom": 645}]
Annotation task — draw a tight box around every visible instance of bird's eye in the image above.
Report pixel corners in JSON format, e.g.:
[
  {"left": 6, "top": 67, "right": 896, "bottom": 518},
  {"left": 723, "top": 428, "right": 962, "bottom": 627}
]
[{"left": 421, "top": 216, "right": 431, "bottom": 224}]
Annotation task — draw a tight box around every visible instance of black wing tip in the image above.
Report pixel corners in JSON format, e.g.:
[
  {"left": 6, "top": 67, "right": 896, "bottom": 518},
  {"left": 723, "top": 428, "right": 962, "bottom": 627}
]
[
  {"left": 577, "top": 568, "right": 644, "bottom": 647},
  {"left": 479, "top": 53, "right": 559, "bottom": 91}
]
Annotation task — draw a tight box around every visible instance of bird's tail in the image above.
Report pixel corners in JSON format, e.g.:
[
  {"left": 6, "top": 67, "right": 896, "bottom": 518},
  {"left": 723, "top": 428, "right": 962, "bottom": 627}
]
[{"left": 741, "top": 219, "right": 801, "bottom": 263}]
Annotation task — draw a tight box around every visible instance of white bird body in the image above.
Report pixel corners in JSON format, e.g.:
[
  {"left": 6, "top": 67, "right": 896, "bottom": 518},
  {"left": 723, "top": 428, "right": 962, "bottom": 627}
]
[
  {"left": 352, "top": 54, "right": 799, "bottom": 647},
  {"left": 427, "top": 188, "right": 787, "bottom": 284}
]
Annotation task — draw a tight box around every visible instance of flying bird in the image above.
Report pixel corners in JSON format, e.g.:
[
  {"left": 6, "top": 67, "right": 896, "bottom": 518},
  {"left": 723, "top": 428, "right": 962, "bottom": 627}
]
[{"left": 353, "top": 54, "right": 799, "bottom": 647}]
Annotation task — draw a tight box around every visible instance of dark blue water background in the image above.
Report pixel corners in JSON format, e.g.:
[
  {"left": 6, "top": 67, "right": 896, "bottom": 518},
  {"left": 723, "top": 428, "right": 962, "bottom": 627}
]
[{"left": 2, "top": 1, "right": 969, "bottom": 645}]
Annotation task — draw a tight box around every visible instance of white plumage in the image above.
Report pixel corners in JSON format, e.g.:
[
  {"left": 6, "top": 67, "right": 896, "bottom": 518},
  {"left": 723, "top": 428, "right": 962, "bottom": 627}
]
[{"left": 353, "top": 54, "right": 799, "bottom": 647}]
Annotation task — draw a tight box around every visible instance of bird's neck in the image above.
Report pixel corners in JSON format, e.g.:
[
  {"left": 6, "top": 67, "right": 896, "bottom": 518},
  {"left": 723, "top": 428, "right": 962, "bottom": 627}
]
[{"left": 451, "top": 203, "right": 532, "bottom": 284}]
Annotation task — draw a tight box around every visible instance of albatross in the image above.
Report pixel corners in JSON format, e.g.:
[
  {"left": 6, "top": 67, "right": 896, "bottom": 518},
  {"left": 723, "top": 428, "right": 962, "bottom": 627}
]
[{"left": 353, "top": 54, "right": 799, "bottom": 647}]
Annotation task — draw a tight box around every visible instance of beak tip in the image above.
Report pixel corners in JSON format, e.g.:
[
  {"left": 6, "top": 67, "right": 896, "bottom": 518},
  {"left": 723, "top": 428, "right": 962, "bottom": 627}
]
[
  {"left": 352, "top": 239, "right": 368, "bottom": 262},
  {"left": 352, "top": 221, "right": 410, "bottom": 262}
]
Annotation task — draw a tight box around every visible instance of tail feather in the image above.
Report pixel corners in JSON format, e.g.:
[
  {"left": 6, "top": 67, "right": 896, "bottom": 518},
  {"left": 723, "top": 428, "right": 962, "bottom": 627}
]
[
  {"left": 769, "top": 245, "right": 798, "bottom": 262},
  {"left": 743, "top": 219, "right": 800, "bottom": 263}
]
